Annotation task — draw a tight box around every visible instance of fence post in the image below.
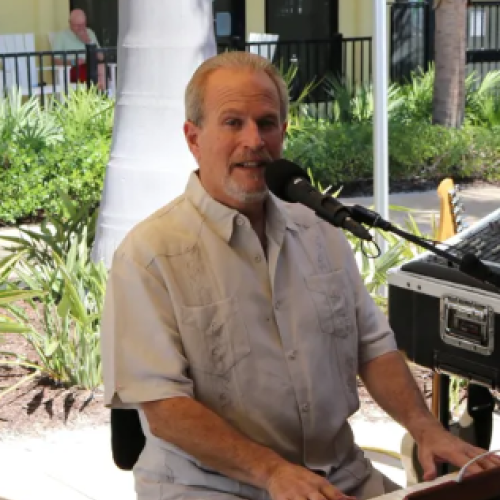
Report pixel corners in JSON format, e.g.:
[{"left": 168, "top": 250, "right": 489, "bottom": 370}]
[
  {"left": 424, "top": 1, "right": 435, "bottom": 71},
  {"left": 230, "top": 36, "right": 245, "bottom": 51},
  {"left": 86, "top": 43, "right": 99, "bottom": 89},
  {"left": 332, "top": 33, "right": 343, "bottom": 84}
]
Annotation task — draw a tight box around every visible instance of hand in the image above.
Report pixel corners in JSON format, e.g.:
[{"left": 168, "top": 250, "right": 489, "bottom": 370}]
[
  {"left": 77, "top": 30, "right": 91, "bottom": 44},
  {"left": 416, "top": 425, "right": 500, "bottom": 481},
  {"left": 266, "top": 463, "right": 356, "bottom": 500}
]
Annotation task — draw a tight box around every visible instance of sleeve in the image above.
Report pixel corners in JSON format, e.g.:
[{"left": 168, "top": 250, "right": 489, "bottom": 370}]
[
  {"left": 101, "top": 250, "right": 194, "bottom": 409},
  {"left": 88, "top": 29, "right": 100, "bottom": 47},
  {"left": 337, "top": 231, "right": 398, "bottom": 366}
]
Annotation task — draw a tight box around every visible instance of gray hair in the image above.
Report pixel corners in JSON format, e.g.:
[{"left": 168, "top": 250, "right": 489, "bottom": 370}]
[{"left": 185, "top": 51, "right": 289, "bottom": 126}]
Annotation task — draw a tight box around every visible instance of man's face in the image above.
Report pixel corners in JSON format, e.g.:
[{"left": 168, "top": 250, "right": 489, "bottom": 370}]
[
  {"left": 184, "top": 68, "right": 287, "bottom": 211},
  {"left": 70, "top": 16, "right": 87, "bottom": 38}
]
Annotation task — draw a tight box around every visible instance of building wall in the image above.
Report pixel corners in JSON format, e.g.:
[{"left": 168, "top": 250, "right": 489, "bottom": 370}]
[
  {"left": 246, "top": 0, "right": 266, "bottom": 36},
  {"left": 0, "top": 0, "right": 69, "bottom": 50}
]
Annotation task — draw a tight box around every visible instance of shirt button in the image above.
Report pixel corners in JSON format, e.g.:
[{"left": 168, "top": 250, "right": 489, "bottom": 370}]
[
  {"left": 274, "top": 300, "right": 281, "bottom": 310},
  {"left": 287, "top": 350, "right": 297, "bottom": 360},
  {"left": 236, "top": 216, "right": 245, "bottom": 226},
  {"left": 255, "top": 255, "right": 262, "bottom": 263},
  {"left": 301, "top": 403, "right": 310, "bottom": 413}
]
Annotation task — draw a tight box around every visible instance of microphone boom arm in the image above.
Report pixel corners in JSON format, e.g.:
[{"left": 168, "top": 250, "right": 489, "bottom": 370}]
[{"left": 349, "top": 205, "right": 500, "bottom": 291}]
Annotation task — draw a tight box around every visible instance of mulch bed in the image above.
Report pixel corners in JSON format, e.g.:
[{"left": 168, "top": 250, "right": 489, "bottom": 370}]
[
  {"left": 0, "top": 303, "right": 497, "bottom": 440},
  {"left": 0, "top": 302, "right": 109, "bottom": 440}
]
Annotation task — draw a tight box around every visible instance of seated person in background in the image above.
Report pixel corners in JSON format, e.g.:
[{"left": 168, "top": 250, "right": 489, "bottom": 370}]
[
  {"left": 101, "top": 51, "right": 500, "bottom": 500},
  {"left": 52, "top": 8, "right": 106, "bottom": 90}
]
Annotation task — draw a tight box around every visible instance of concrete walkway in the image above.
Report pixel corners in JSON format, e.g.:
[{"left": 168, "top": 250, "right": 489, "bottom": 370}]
[
  {"left": 339, "top": 183, "right": 500, "bottom": 237},
  {"left": 1, "top": 183, "right": 500, "bottom": 500},
  {"left": 1, "top": 415, "right": 499, "bottom": 500}
]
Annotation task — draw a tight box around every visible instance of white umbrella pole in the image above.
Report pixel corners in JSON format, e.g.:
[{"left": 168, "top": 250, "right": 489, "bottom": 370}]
[{"left": 373, "top": 0, "right": 389, "bottom": 256}]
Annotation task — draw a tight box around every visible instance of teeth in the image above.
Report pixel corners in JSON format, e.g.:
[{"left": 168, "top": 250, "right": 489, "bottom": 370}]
[{"left": 239, "top": 162, "right": 262, "bottom": 167}]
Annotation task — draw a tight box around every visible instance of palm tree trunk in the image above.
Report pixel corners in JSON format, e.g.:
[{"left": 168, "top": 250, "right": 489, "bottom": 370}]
[
  {"left": 92, "top": 0, "right": 217, "bottom": 266},
  {"left": 432, "top": 0, "right": 467, "bottom": 127}
]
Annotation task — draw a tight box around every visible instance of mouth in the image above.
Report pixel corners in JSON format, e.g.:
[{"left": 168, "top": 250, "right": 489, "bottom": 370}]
[{"left": 233, "top": 161, "right": 269, "bottom": 169}]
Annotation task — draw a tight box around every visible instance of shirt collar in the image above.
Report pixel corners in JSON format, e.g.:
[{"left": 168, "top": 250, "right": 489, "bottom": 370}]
[{"left": 185, "top": 171, "right": 298, "bottom": 242}]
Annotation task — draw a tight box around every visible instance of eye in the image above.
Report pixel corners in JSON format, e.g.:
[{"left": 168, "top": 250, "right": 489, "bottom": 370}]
[
  {"left": 258, "top": 118, "right": 278, "bottom": 130},
  {"left": 224, "top": 118, "right": 242, "bottom": 128}
]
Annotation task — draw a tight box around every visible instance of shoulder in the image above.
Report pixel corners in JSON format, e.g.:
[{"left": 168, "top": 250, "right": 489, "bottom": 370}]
[
  {"left": 114, "top": 194, "right": 202, "bottom": 268},
  {"left": 87, "top": 28, "right": 98, "bottom": 41}
]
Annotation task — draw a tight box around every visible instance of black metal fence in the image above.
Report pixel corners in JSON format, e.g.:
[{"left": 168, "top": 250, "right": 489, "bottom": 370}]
[
  {"left": 467, "top": 2, "right": 500, "bottom": 83},
  {"left": 390, "top": 0, "right": 500, "bottom": 84},
  {"left": 0, "top": 44, "right": 117, "bottom": 104},
  {"left": 390, "top": 1, "right": 432, "bottom": 83},
  {"left": 1, "top": 36, "right": 371, "bottom": 109}
]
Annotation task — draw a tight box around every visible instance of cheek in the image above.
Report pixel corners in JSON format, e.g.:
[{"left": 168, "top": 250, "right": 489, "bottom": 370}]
[
  {"left": 266, "top": 130, "right": 285, "bottom": 153},
  {"left": 198, "top": 134, "right": 230, "bottom": 160}
]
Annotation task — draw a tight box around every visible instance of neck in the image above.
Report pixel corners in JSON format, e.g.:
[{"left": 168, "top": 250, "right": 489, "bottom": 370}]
[
  {"left": 239, "top": 202, "right": 267, "bottom": 253},
  {"left": 239, "top": 202, "right": 265, "bottom": 229}
]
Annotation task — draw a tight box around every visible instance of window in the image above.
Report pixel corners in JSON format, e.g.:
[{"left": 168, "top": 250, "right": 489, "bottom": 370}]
[{"left": 266, "top": 0, "right": 338, "bottom": 41}]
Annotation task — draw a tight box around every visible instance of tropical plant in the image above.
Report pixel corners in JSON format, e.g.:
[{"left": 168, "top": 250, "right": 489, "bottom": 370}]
[
  {"left": 464, "top": 70, "right": 500, "bottom": 127},
  {"left": 0, "top": 88, "right": 63, "bottom": 156},
  {"left": 0, "top": 190, "right": 97, "bottom": 271},
  {"left": 54, "top": 86, "right": 114, "bottom": 141},
  {"left": 0, "top": 253, "right": 44, "bottom": 335},
  {"left": 323, "top": 77, "right": 404, "bottom": 124},
  {"left": 0, "top": 235, "right": 106, "bottom": 393},
  {"left": 0, "top": 193, "right": 104, "bottom": 393}
]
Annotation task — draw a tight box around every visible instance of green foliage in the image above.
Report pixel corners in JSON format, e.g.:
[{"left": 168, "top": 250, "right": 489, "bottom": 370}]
[
  {"left": 285, "top": 117, "right": 500, "bottom": 188},
  {"left": 0, "top": 196, "right": 105, "bottom": 392},
  {"left": 0, "top": 87, "right": 112, "bottom": 225},
  {"left": 0, "top": 253, "right": 45, "bottom": 335}
]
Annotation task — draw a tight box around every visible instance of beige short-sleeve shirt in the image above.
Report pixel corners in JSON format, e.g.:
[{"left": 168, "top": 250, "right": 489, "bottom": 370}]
[{"left": 101, "top": 171, "right": 397, "bottom": 495}]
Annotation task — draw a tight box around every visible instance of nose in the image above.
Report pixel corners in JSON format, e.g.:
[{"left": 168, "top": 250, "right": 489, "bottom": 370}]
[{"left": 241, "top": 121, "right": 264, "bottom": 150}]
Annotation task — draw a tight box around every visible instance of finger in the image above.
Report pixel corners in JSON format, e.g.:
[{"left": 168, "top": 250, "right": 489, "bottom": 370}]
[
  {"left": 319, "top": 483, "right": 352, "bottom": 500},
  {"left": 308, "top": 491, "right": 328, "bottom": 500},
  {"left": 418, "top": 448, "right": 438, "bottom": 482},
  {"left": 467, "top": 452, "right": 500, "bottom": 471}
]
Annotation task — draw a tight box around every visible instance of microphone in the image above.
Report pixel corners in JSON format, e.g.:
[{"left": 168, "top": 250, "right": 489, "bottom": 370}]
[{"left": 265, "top": 159, "right": 373, "bottom": 242}]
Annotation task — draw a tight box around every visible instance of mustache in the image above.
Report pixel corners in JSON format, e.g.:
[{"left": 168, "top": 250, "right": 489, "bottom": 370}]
[{"left": 231, "top": 154, "right": 273, "bottom": 164}]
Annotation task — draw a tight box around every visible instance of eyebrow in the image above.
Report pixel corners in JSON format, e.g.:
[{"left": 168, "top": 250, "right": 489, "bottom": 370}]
[{"left": 219, "top": 109, "right": 279, "bottom": 121}]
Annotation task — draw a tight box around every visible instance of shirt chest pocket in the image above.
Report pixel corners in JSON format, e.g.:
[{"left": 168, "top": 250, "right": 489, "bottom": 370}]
[
  {"left": 179, "top": 296, "right": 251, "bottom": 376},
  {"left": 304, "top": 270, "right": 356, "bottom": 338}
]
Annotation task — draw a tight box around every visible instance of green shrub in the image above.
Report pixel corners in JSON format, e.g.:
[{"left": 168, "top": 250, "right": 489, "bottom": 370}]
[
  {"left": 284, "top": 118, "right": 500, "bottom": 188},
  {"left": 0, "top": 87, "right": 112, "bottom": 225},
  {"left": 0, "top": 136, "right": 109, "bottom": 224}
]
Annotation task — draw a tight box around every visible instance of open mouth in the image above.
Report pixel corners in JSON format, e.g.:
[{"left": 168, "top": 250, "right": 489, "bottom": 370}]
[{"left": 233, "top": 161, "right": 269, "bottom": 168}]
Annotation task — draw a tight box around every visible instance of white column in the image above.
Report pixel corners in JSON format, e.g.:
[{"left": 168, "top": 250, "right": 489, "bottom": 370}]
[{"left": 92, "top": 0, "right": 217, "bottom": 267}]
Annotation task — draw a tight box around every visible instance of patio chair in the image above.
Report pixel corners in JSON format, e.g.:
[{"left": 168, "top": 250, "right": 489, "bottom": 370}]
[
  {"left": 0, "top": 33, "right": 60, "bottom": 99},
  {"left": 248, "top": 32, "right": 279, "bottom": 62}
]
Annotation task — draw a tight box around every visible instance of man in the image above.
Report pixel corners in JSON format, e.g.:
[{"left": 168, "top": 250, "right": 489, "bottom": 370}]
[
  {"left": 52, "top": 9, "right": 106, "bottom": 90},
  {"left": 101, "top": 51, "right": 499, "bottom": 500}
]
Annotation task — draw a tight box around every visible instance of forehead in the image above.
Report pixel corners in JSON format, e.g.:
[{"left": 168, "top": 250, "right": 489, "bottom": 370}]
[
  {"left": 71, "top": 14, "right": 86, "bottom": 24},
  {"left": 204, "top": 68, "right": 281, "bottom": 115}
]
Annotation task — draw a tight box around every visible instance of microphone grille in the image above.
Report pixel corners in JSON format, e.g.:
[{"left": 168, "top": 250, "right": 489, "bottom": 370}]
[{"left": 265, "top": 159, "right": 309, "bottom": 202}]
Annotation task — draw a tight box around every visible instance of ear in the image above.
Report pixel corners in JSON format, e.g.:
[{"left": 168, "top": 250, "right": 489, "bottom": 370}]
[
  {"left": 183, "top": 120, "right": 201, "bottom": 159},
  {"left": 281, "top": 121, "right": 288, "bottom": 141}
]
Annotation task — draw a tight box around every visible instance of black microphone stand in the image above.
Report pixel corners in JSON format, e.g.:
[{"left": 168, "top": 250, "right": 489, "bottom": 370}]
[
  {"left": 349, "top": 205, "right": 500, "bottom": 291},
  {"left": 349, "top": 204, "right": 498, "bottom": 477}
]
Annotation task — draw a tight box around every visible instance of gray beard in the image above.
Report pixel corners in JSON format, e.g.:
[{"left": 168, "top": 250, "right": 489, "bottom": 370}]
[{"left": 223, "top": 175, "right": 268, "bottom": 204}]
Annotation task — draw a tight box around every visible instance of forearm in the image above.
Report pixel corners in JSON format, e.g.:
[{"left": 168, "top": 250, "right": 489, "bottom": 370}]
[
  {"left": 142, "top": 397, "right": 287, "bottom": 489},
  {"left": 359, "top": 351, "right": 442, "bottom": 442}
]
